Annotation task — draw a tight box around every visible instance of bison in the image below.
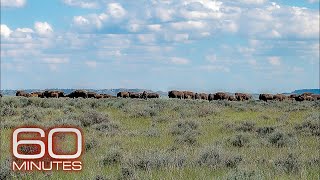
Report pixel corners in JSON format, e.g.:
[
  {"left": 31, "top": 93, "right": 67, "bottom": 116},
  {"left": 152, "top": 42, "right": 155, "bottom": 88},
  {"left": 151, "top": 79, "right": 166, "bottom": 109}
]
[
  {"left": 183, "top": 91, "right": 195, "bottom": 99},
  {"left": 168, "top": 90, "right": 184, "bottom": 99},
  {"left": 68, "top": 90, "right": 88, "bottom": 98},
  {"left": 311, "top": 94, "right": 320, "bottom": 100},
  {"left": 87, "top": 91, "right": 97, "bottom": 98},
  {"left": 142, "top": 91, "right": 159, "bottom": 99},
  {"left": 117, "top": 91, "right": 130, "bottom": 98},
  {"left": 214, "top": 92, "right": 229, "bottom": 100},
  {"left": 129, "top": 92, "right": 141, "bottom": 99},
  {"left": 198, "top": 93, "right": 208, "bottom": 100},
  {"left": 259, "top": 94, "right": 274, "bottom": 102},
  {"left": 208, "top": 94, "right": 214, "bottom": 101},
  {"left": 235, "top": 93, "right": 251, "bottom": 101},
  {"left": 228, "top": 96, "right": 237, "bottom": 101},
  {"left": 273, "top": 94, "right": 287, "bottom": 101},
  {"left": 16, "top": 90, "right": 28, "bottom": 97},
  {"left": 0, "top": 93, "right": 2, "bottom": 97}
]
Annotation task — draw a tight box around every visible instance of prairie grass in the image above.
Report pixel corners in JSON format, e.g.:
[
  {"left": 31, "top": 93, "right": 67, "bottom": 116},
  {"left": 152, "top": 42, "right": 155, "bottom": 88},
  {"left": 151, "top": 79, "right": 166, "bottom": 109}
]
[{"left": 0, "top": 97, "right": 319, "bottom": 179}]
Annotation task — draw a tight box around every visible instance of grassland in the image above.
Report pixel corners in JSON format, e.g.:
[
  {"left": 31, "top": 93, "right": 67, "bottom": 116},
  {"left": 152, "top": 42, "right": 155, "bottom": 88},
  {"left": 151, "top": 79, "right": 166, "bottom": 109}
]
[{"left": 0, "top": 97, "right": 319, "bottom": 179}]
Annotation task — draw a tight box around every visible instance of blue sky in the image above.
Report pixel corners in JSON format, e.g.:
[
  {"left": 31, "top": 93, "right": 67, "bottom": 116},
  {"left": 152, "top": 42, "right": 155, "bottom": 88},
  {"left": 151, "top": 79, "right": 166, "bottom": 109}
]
[{"left": 1, "top": 0, "right": 319, "bottom": 93}]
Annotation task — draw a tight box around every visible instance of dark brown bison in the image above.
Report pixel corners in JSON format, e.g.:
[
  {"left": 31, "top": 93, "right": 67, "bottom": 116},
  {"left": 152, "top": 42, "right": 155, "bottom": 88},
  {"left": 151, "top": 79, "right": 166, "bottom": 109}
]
[
  {"left": 311, "top": 94, "right": 320, "bottom": 100},
  {"left": 198, "top": 93, "right": 208, "bottom": 100},
  {"left": 214, "top": 92, "right": 229, "bottom": 100},
  {"left": 68, "top": 90, "right": 88, "bottom": 98},
  {"left": 259, "top": 94, "right": 274, "bottom": 102},
  {"left": 273, "top": 94, "right": 287, "bottom": 101},
  {"left": 30, "top": 92, "right": 43, "bottom": 98},
  {"left": 168, "top": 90, "right": 184, "bottom": 99},
  {"left": 94, "top": 94, "right": 104, "bottom": 99},
  {"left": 142, "top": 91, "right": 159, "bottom": 99},
  {"left": 235, "top": 93, "right": 251, "bottom": 101},
  {"left": 208, "top": 94, "right": 214, "bottom": 101},
  {"left": 101, "top": 94, "right": 113, "bottom": 98},
  {"left": 288, "top": 94, "right": 298, "bottom": 101},
  {"left": 183, "top": 91, "right": 195, "bottom": 99},
  {"left": 117, "top": 91, "right": 130, "bottom": 98},
  {"left": 194, "top": 93, "right": 201, "bottom": 100},
  {"left": 87, "top": 92, "right": 97, "bottom": 98},
  {"left": 0, "top": 93, "right": 2, "bottom": 97},
  {"left": 42, "top": 90, "right": 64, "bottom": 98},
  {"left": 129, "top": 92, "right": 141, "bottom": 98},
  {"left": 228, "top": 96, "right": 237, "bottom": 101},
  {"left": 16, "top": 90, "right": 28, "bottom": 97}
]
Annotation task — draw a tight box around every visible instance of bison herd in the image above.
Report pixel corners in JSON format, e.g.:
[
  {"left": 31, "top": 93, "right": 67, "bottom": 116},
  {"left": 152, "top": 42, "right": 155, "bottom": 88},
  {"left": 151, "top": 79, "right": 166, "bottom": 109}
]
[
  {"left": 168, "top": 91, "right": 252, "bottom": 101},
  {"left": 0, "top": 90, "right": 317, "bottom": 102},
  {"left": 167, "top": 90, "right": 319, "bottom": 102}
]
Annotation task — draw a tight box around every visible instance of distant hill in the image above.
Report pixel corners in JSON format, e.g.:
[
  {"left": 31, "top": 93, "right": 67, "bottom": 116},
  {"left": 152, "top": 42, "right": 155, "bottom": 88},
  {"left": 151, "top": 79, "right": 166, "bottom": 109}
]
[{"left": 291, "top": 89, "right": 320, "bottom": 95}]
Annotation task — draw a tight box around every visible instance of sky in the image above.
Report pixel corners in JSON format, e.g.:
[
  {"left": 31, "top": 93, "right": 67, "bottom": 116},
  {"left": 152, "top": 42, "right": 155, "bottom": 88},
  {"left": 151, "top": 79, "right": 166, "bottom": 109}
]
[{"left": 1, "top": 0, "right": 319, "bottom": 93}]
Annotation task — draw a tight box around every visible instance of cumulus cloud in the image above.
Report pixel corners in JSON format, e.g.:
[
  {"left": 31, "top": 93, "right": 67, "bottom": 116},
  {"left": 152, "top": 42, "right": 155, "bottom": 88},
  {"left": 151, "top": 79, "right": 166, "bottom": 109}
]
[
  {"left": 268, "top": 57, "right": 281, "bottom": 66},
  {"left": 1, "top": 24, "right": 12, "bottom": 37},
  {"left": 170, "top": 57, "right": 190, "bottom": 65},
  {"left": 34, "top": 22, "right": 53, "bottom": 36},
  {"left": 1, "top": 0, "right": 26, "bottom": 8},
  {"left": 107, "top": 3, "right": 126, "bottom": 19},
  {"left": 63, "top": 0, "right": 98, "bottom": 9}
]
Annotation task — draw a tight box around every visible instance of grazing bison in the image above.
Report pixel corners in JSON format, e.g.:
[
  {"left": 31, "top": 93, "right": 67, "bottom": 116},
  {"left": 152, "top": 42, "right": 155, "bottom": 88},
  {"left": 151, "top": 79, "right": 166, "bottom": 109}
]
[
  {"left": 16, "top": 90, "right": 28, "bottom": 97},
  {"left": 30, "top": 92, "right": 43, "bottom": 98},
  {"left": 101, "top": 94, "right": 113, "bottom": 98},
  {"left": 208, "top": 94, "right": 215, "bottom": 101},
  {"left": 142, "top": 91, "right": 159, "bottom": 99},
  {"left": 42, "top": 90, "right": 64, "bottom": 98},
  {"left": 273, "top": 94, "right": 287, "bottom": 101},
  {"left": 228, "top": 95, "right": 237, "bottom": 101},
  {"left": 94, "top": 94, "right": 104, "bottom": 99},
  {"left": 87, "top": 92, "right": 97, "bottom": 98},
  {"left": 214, "top": 92, "right": 229, "bottom": 100},
  {"left": 117, "top": 91, "right": 130, "bottom": 98},
  {"left": 259, "top": 94, "right": 274, "bottom": 102},
  {"left": 311, "top": 94, "right": 320, "bottom": 100},
  {"left": 198, "top": 93, "right": 208, "bottom": 100},
  {"left": 194, "top": 93, "right": 201, "bottom": 100},
  {"left": 129, "top": 92, "right": 141, "bottom": 99},
  {"left": 288, "top": 94, "right": 298, "bottom": 101},
  {"left": 168, "top": 90, "right": 184, "bottom": 99},
  {"left": 235, "top": 93, "right": 251, "bottom": 101},
  {"left": 183, "top": 91, "right": 195, "bottom": 99},
  {"left": 68, "top": 90, "right": 88, "bottom": 98}
]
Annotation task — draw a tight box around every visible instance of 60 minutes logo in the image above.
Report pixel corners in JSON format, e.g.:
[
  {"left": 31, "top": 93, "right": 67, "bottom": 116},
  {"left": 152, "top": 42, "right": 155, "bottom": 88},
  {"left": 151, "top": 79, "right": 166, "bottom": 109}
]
[{"left": 11, "top": 127, "right": 83, "bottom": 171}]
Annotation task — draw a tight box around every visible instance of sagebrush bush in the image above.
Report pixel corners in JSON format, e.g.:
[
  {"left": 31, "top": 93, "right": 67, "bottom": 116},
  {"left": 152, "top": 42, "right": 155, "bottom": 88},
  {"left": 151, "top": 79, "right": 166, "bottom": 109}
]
[
  {"left": 119, "top": 166, "right": 136, "bottom": 180},
  {"left": 268, "top": 131, "right": 294, "bottom": 147},
  {"left": 0, "top": 159, "right": 12, "bottom": 180},
  {"left": 197, "top": 146, "right": 242, "bottom": 169},
  {"left": 295, "top": 114, "right": 320, "bottom": 136},
  {"left": 127, "top": 150, "right": 186, "bottom": 171},
  {"left": 228, "top": 133, "right": 250, "bottom": 147},
  {"left": 93, "top": 121, "right": 120, "bottom": 136},
  {"left": 171, "top": 119, "right": 200, "bottom": 146},
  {"left": 274, "top": 153, "right": 301, "bottom": 173},
  {"left": 236, "top": 121, "right": 256, "bottom": 132},
  {"left": 256, "top": 126, "right": 275, "bottom": 136},
  {"left": 85, "top": 138, "right": 98, "bottom": 151},
  {"left": 79, "top": 110, "right": 110, "bottom": 127},
  {"left": 101, "top": 148, "right": 123, "bottom": 166},
  {"left": 1, "top": 105, "right": 19, "bottom": 116},
  {"left": 225, "top": 169, "right": 262, "bottom": 180}
]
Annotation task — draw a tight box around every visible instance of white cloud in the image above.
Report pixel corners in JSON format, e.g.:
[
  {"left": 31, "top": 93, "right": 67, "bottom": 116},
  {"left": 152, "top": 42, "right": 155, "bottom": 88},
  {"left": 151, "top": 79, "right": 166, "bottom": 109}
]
[
  {"left": 63, "top": 0, "right": 98, "bottom": 9},
  {"left": 1, "top": 0, "right": 26, "bottom": 8},
  {"left": 107, "top": 3, "right": 126, "bottom": 19},
  {"left": 34, "top": 22, "right": 53, "bottom": 36},
  {"left": 307, "top": 0, "right": 319, "bottom": 3},
  {"left": 200, "top": 65, "right": 230, "bottom": 72},
  {"left": 85, "top": 61, "right": 97, "bottom": 68},
  {"left": 170, "top": 57, "right": 190, "bottom": 65},
  {"left": 1, "top": 24, "right": 12, "bottom": 37},
  {"left": 43, "top": 58, "right": 69, "bottom": 64},
  {"left": 268, "top": 56, "right": 281, "bottom": 66}
]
